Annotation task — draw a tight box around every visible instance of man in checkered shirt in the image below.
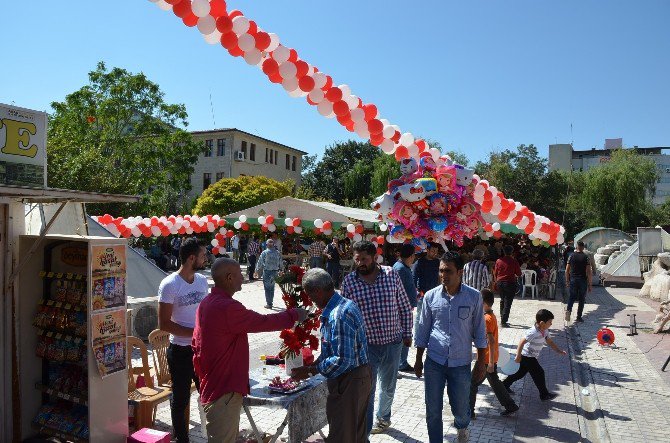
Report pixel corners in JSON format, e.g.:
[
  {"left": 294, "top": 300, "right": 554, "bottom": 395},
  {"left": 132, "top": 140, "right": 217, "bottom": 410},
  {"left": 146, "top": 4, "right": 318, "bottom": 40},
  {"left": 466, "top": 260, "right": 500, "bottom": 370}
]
[
  {"left": 341, "top": 241, "right": 413, "bottom": 437},
  {"left": 462, "top": 249, "right": 491, "bottom": 291},
  {"left": 307, "top": 237, "right": 326, "bottom": 269}
]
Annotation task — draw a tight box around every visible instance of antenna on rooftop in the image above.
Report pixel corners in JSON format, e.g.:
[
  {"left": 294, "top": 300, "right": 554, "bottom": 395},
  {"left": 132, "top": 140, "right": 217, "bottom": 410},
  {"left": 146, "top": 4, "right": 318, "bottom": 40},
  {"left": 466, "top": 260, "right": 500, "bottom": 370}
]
[
  {"left": 209, "top": 92, "right": 216, "bottom": 128},
  {"left": 570, "top": 123, "right": 573, "bottom": 146}
]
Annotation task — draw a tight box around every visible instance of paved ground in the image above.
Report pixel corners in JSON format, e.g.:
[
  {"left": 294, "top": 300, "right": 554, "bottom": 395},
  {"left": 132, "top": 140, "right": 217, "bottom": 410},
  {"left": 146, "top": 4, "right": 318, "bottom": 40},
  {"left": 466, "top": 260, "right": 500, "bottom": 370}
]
[{"left": 139, "top": 268, "right": 670, "bottom": 442}]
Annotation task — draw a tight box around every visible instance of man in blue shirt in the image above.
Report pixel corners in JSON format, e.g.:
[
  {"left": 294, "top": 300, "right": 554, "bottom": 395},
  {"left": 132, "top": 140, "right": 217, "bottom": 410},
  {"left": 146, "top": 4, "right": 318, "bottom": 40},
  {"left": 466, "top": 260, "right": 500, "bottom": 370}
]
[
  {"left": 254, "top": 239, "right": 283, "bottom": 309},
  {"left": 292, "top": 268, "right": 371, "bottom": 443},
  {"left": 415, "top": 251, "right": 487, "bottom": 443},
  {"left": 393, "top": 243, "right": 418, "bottom": 372}
]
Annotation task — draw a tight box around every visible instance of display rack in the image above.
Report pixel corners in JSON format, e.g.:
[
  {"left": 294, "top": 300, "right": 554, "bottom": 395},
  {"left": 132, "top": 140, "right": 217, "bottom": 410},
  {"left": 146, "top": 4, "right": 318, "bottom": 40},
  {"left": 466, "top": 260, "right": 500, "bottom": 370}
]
[{"left": 18, "top": 235, "right": 129, "bottom": 443}]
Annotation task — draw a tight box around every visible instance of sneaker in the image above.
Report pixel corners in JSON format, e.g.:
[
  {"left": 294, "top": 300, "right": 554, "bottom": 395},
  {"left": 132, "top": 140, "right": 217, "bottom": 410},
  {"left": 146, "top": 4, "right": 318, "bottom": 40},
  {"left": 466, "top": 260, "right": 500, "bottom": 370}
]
[
  {"left": 540, "top": 393, "right": 558, "bottom": 402},
  {"left": 576, "top": 317, "right": 584, "bottom": 323},
  {"left": 370, "top": 419, "right": 391, "bottom": 434},
  {"left": 565, "top": 310, "right": 571, "bottom": 322},
  {"left": 457, "top": 428, "right": 470, "bottom": 442},
  {"left": 398, "top": 365, "right": 415, "bottom": 373},
  {"left": 500, "top": 404, "right": 519, "bottom": 416},
  {"left": 264, "top": 305, "right": 273, "bottom": 309}
]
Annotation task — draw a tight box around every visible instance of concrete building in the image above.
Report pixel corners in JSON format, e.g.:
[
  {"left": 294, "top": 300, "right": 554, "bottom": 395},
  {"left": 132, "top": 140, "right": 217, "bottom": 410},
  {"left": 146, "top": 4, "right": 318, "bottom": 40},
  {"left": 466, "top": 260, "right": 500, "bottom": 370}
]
[
  {"left": 187, "top": 128, "right": 306, "bottom": 201},
  {"left": 549, "top": 139, "right": 670, "bottom": 205}
]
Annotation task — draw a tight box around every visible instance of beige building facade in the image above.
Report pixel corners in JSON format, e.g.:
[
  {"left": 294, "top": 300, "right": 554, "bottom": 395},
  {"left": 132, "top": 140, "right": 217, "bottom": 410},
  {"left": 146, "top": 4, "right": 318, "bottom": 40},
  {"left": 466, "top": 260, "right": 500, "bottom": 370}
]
[{"left": 187, "top": 128, "right": 306, "bottom": 201}]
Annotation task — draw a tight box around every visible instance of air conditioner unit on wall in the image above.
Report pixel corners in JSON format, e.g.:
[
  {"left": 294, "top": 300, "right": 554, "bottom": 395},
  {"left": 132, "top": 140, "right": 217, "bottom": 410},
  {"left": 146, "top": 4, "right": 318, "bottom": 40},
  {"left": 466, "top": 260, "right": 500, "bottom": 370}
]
[
  {"left": 127, "top": 296, "right": 159, "bottom": 340},
  {"left": 235, "top": 151, "right": 245, "bottom": 161}
]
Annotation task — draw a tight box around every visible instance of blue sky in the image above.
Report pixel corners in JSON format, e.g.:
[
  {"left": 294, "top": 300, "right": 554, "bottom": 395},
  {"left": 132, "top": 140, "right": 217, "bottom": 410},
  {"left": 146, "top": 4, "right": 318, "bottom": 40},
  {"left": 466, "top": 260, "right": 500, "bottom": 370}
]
[{"left": 2, "top": 1, "right": 668, "bottom": 164}]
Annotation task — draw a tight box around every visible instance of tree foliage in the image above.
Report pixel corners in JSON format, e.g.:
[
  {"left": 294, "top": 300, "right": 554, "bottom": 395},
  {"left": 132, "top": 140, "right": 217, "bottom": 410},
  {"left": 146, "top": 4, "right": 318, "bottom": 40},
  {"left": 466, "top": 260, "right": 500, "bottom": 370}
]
[
  {"left": 193, "top": 175, "right": 294, "bottom": 216},
  {"left": 47, "top": 62, "right": 202, "bottom": 216}
]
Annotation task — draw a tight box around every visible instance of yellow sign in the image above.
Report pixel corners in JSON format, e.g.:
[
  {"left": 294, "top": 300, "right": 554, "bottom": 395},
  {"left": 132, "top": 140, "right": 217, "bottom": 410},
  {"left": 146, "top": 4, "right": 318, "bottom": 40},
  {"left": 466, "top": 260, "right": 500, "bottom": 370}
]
[{"left": 0, "top": 103, "right": 47, "bottom": 187}]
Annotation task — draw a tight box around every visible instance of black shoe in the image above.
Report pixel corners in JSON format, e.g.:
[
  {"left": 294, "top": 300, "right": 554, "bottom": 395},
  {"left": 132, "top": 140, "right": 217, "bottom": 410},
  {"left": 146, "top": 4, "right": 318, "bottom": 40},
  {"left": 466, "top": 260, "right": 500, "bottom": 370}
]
[
  {"left": 540, "top": 393, "right": 558, "bottom": 401},
  {"left": 500, "top": 405, "right": 519, "bottom": 416},
  {"left": 398, "top": 365, "right": 415, "bottom": 373},
  {"left": 575, "top": 317, "right": 584, "bottom": 323},
  {"left": 264, "top": 305, "right": 273, "bottom": 309},
  {"left": 502, "top": 322, "right": 511, "bottom": 328}
]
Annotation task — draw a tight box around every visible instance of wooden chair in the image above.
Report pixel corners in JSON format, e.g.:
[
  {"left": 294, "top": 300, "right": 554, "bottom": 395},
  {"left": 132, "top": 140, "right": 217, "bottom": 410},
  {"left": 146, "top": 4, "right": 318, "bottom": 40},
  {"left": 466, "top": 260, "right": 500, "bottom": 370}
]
[{"left": 127, "top": 336, "right": 171, "bottom": 431}]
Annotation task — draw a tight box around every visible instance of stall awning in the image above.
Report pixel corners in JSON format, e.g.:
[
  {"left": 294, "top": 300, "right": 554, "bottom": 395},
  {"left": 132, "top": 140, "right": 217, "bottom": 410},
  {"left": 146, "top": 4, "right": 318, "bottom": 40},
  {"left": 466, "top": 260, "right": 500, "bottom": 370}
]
[{"left": 0, "top": 185, "right": 140, "bottom": 204}]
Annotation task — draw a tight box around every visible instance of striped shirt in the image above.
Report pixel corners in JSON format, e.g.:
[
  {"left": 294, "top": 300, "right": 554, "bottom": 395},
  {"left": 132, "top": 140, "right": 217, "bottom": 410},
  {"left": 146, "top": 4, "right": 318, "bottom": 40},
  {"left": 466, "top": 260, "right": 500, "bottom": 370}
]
[
  {"left": 247, "top": 240, "right": 260, "bottom": 257},
  {"left": 308, "top": 241, "right": 326, "bottom": 258},
  {"left": 255, "top": 248, "right": 282, "bottom": 274},
  {"left": 463, "top": 260, "right": 491, "bottom": 291},
  {"left": 316, "top": 292, "right": 369, "bottom": 379},
  {"left": 341, "top": 265, "right": 413, "bottom": 345},
  {"left": 521, "top": 325, "right": 549, "bottom": 358}
]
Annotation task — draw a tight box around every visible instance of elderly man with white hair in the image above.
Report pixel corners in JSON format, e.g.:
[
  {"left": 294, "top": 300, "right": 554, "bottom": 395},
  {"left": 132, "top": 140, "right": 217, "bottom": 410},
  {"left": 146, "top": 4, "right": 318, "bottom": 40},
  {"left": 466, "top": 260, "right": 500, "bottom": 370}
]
[
  {"left": 254, "top": 238, "right": 283, "bottom": 309},
  {"left": 292, "top": 268, "right": 371, "bottom": 443},
  {"left": 462, "top": 249, "right": 491, "bottom": 291}
]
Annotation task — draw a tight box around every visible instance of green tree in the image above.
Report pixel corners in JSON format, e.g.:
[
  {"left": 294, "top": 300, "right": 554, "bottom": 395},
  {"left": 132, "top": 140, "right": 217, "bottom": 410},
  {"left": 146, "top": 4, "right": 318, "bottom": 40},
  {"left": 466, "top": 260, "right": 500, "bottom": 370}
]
[
  {"left": 193, "top": 175, "right": 293, "bottom": 215},
  {"left": 370, "top": 154, "right": 401, "bottom": 198},
  {"left": 47, "top": 62, "right": 202, "bottom": 216},
  {"left": 581, "top": 149, "right": 659, "bottom": 231},
  {"left": 343, "top": 159, "right": 374, "bottom": 208},
  {"left": 649, "top": 197, "right": 670, "bottom": 226}
]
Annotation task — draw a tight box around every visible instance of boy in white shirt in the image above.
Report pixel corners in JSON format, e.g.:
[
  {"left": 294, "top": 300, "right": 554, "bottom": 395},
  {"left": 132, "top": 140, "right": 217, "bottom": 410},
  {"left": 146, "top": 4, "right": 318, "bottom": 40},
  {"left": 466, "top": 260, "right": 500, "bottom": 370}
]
[{"left": 502, "top": 309, "right": 566, "bottom": 401}]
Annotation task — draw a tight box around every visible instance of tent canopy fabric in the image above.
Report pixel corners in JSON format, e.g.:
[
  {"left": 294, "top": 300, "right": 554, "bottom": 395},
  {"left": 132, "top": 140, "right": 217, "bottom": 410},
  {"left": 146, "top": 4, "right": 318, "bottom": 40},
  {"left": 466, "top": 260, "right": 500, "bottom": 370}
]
[{"left": 224, "top": 196, "right": 380, "bottom": 228}]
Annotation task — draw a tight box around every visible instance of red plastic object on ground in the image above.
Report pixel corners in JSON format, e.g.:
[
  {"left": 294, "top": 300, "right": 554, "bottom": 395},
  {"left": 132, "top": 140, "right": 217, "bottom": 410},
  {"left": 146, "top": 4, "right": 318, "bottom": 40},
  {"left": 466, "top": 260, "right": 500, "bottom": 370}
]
[
  {"left": 128, "top": 428, "right": 170, "bottom": 443},
  {"left": 597, "top": 328, "right": 615, "bottom": 346}
]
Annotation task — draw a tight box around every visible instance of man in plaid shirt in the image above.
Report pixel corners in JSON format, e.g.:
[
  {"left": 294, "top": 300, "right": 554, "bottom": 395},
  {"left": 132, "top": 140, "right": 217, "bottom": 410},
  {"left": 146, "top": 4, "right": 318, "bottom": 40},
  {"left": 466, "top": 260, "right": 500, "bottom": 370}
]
[
  {"left": 341, "top": 241, "right": 413, "bottom": 437},
  {"left": 308, "top": 237, "right": 326, "bottom": 269},
  {"left": 246, "top": 236, "right": 260, "bottom": 281}
]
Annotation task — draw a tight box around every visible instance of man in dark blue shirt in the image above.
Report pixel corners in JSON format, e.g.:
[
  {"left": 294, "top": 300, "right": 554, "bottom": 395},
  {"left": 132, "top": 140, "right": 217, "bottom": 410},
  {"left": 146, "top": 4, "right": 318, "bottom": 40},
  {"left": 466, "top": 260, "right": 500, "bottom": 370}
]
[{"left": 412, "top": 243, "right": 441, "bottom": 341}]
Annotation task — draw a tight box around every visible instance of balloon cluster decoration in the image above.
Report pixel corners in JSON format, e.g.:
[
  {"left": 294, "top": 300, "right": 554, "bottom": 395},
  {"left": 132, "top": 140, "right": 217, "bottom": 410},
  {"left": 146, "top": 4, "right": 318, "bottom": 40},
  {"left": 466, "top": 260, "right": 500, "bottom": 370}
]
[
  {"left": 371, "top": 155, "right": 484, "bottom": 249},
  {"left": 312, "top": 219, "right": 333, "bottom": 236},
  {"left": 256, "top": 214, "right": 276, "bottom": 232},
  {"left": 473, "top": 180, "right": 565, "bottom": 245},
  {"left": 92, "top": 214, "right": 227, "bottom": 238}
]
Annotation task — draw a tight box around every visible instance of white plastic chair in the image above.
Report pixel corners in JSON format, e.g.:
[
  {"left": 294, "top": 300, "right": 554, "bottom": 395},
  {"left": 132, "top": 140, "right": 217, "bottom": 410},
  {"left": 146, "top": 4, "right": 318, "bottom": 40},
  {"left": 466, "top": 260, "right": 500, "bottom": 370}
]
[{"left": 522, "top": 270, "right": 538, "bottom": 299}]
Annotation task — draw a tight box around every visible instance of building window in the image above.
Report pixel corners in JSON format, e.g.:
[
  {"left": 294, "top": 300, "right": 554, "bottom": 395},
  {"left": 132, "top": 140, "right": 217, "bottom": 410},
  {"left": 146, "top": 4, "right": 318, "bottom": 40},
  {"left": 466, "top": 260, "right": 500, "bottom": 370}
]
[
  {"left": 265, "top": 148, "right": 269, "bottom": 163},
  {"left": 270, "top": 149, "right": 274, "bottom": 164},
  {"left": 286, "top": 154, "right": 290, "bottom": 169},
  {"left": 204, "top": 139, "right": 213, "bottom": 157},
  {"left": 217, "top": 139, "right": 226, "bottom": 156},
  {"left": 203, "top": 173, "right": 211, "bottom": 190},
  {"left": 216, "top": 172, "right": 224, "bottom": 181},
  {"left": 250, "top": 143, "right": 256, "bottom": 161},
  {"left": 292, "top": 155, "right": 296, "bottom": 171},
  {"left": 241, "top": 141, "right": 247, "bottom": 159},
  {"left": 274, "top": 150, "right": 278, "bottom": 165}
]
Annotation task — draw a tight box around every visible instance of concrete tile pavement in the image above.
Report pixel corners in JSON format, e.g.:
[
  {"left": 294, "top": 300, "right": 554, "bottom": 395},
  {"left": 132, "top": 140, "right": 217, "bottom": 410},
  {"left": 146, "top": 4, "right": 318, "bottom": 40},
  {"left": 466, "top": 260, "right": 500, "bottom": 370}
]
[{"left": 138, "top": 271, "right": 670, "bottom": 442}]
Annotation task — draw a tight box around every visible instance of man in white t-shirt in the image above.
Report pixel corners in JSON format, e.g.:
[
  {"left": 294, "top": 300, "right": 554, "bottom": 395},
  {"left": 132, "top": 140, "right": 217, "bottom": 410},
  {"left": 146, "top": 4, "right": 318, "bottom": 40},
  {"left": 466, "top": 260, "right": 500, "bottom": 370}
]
[
  {"left": 231, "top": 234, "right": 240, "bottom": 262},
  {"left": 158, "top": 237, "right": 209, "bottom": 443}
]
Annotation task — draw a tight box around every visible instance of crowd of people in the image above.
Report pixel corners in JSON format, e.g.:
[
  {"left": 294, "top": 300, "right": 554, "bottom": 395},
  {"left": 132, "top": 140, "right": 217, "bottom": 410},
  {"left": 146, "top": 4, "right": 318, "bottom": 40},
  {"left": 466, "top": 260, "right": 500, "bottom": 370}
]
[{"left": 154, "top": 233, "right": 578, "bottom": 443}]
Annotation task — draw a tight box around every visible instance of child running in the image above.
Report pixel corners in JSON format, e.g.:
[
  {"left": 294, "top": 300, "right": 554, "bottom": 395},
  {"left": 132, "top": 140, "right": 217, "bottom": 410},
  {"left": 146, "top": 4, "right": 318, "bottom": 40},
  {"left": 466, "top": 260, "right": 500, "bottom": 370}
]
[
  {"left": 470, "top": 289, "right": 519, "bottom": 418},
  {"left": 502, "top": 309, "right": 566, "bottom": 401}
]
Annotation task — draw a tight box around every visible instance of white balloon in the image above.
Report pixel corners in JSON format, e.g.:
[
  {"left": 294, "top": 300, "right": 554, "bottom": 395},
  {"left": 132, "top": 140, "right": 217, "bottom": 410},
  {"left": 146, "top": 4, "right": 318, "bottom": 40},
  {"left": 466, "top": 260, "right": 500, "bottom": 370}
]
[
  {"left": 376, "top": 255, "right": 384, "bottom": 264},
  {"left": 244, "top": 49, "right": 263, "bottom": 66},
  {"left": 317, "top": 100, "right": 333, "bottom": 116},
  {"left": 239, "top": 214, "right": 247, "bottom": 222},
  {"left": 268, "top": 223, "right": 277, "bottom": 232},
  {"left": 345, "top": 94, "right": 359, "bottom": 109},
  {"left": 382, "top": 125, "right": 395, "bottom": 138},
  {"left": 399, "top": 132, "right": 414, "bottom": 147},
  {"left": 308, "top": 88, "right": 324, "bottom": 104},
  {"left": 339, "top": 84, "right": 351, "bottom": 97},
  {"left": 191, "top": 0, "right": 210, "bottom": 17},
  {"left": 186, "top": 227, "right": 194, "bottom": 234},
  {"left": 313, "top": 72, "right": 327, "bottom": 89},
  {"left": 492, "top": 222, "right": 501, "bottom": 231},
  {"left": 380, "top": 139, "right": 395, "bottom": 154},
  {"left": 156, "top": 0, "right": 172, "bottom": 11},
  {"left": 279, "top": 61, "right": 297, "bottom": 79},
  {"left": 323, "top": 229, "right": 332, "bottom": 235},
  {"left": 211, "top": 239, "right": 219, "bottom": 247},
  {"left": 131, "top": 227, "right": 141, "bottom": 237},
  {"left": 353, "top": 233, "right": 362, "bottom": 242},
  {"left": 266, "top": 33, "right": 280, "bottom": 52},
  {"left": 234, "top": 221, "right": 242, "bottom": 229},
  {"left": 355, "top": 125, "right": 370, "bottom": 140},
  {"left": 407, "top": 144, "right": 419, "bottom": 157},
  {"left": 379, "top": 223, "right": 388, "bottom": 232},
  {"left": 350, "top": 108, "right": 365, "bottom": 122},
  {"left": 295, "top": 226, "right": 303, "bottom": 234},
  {"left": 272, "top": 45, "right": 290, "bottom": 64},
  {"left": 151, "top": 226, "right": 161, "bottom": 237},
  {"left": 258, "top": 216, "right": 267, "bottom": 225},
  {"left": 219, "top": 227, "right": 227, "bottom": 235},
  {"left": 282, "top": 77, "right": 298, "bottom": 92},
  {"left": 238, "top": 33, "right": 256, "bottom": 51},
  {"left": 284, "top": 218, "right": 293, "bottom": 226},
  {"left": 232, "top": 16, "right": 250, "bottom": 35},
  {"left": 204, "top": 30, "right": 222, "bottom": 44},
  {"left": 347, "top": 224, "right": 355, "bottom": 233},
  {"left": 314, "top": 219, "right": 324, "bottom": 228},
  {"left": 197, "top": 15, "right": 217, "bottom": 35}
]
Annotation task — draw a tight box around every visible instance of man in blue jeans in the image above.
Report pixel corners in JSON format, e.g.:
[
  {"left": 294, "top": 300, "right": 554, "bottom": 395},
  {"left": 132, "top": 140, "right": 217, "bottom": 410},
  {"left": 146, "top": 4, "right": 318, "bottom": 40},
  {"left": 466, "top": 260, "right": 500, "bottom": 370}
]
[
  {"left": 565, "top": 240, "right": 592, "bottom": 322},
  {"left": 415, "top": 251, "right": 487, "bottom": 443},
  {"left": 393, "top": 243, "right": 418, "bottom": 372},
  {"left": 341, "top": 241, "right": 413, "bottom": 437}
]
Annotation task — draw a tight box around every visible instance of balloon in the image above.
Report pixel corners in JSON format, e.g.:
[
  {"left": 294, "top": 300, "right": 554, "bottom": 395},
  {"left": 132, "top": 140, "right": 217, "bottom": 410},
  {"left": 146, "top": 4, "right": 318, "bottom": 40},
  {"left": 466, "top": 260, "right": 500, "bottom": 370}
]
[
  {"left": 234, "top": 221, "right": 242, "bottom": 229},
  {"left": 268, "top": 223, "right": 276, "bottom": 232},
  {"left": 379, "top": 223, "right": 388, "bottom": 232},
  {"left": 399, "top": 132, "right": 414, "bottom": 147},
  {"left": 492, "top": 222, "right": 501, "bottom": 231},
  {"left": 191, "top": 0, "right": 210, "bottom": 17},
  {"left": 497, "top": 348, "right": 511, "bottom": 367},
  {"left": 353, "top": 233, "right": 362, "bottom": 242},
  {"left": 266, "top": 215, "right": 275, "bottom": 224},
  {"left": 499, "top": 359, "right": 520, "bottom": 376},
  {"left": 292, "top": 218, "right": 301, "bottom": 227},
  {"left": 295, "top": 226, "right": 303, "bottom": 234},
  {"left": 197, "top": 15, "right": 217, "bottom": 34},
  {"left": 314, "top": 218, "right": 323, "bottom": 228},
  {"left": 238, "top": 33, "right": 256, "bottom": 51},
  {"left": 258, "top": 216, "right": 266, "bottom": 225},
  {"left": 239, "top": 214, "right": 247, "bottom": 222},
  {"left": 232, "top": 15, "right": 249, "bottom": 35},
  {"left": 211, "top": 239, "right": 219, "bottom": 247},
  {"left": 284, "top": 217, "right": 293, "bottom": 226},
  {"left": 346, "top": 224, "right": 355, "bottom": 233}
]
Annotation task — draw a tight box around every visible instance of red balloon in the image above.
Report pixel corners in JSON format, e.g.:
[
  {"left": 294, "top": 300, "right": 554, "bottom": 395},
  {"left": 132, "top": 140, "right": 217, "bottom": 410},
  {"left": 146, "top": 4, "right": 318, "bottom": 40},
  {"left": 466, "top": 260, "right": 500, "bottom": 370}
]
[
  {"left": 262, "top": 58, "right": 279, "bottom": 75},
  {"left": 369, "top": 134, "right": 384, "bottom": 146},
  {"left": 298, "top": 75, "right": 315, "bottom": 92},
  {"left": 255, "top": 31, "right": 271, "bottom": 50},
  {"left": 247, "top": 20, "right": 258, "bottom": 35},
  {"left": 178, "top": 227, "right": 186, "bottom": 234},
  {"left": 524, "top": 225, "right": 534, "bottom": 235},
  {"left": 242, "top": 222, "right": 249, "bottom": 231},
  {"left": 325, "top": 87, "right": 343, "bottom": 102},
  {"left": 150, "top": 217, "right": 159, "bottom": 226},
  {"left": 306, "top": 95, "right": 318, "bottom": 106},
  {"left": 220, "top": 31, "right": 238, "bottom": 49},
  {"left": 266, "top": 215, "right": 275, "bottom": 224},
  {"left": 209, "top": 0, "right": 227, "bottom": 17},
  {"left": 294, "top": 60, "right": 309, "bottom": 78},
  {"left": 367, "top": 119, "right": 383, "bottom": 135},
  {"left": 268, "top": 72, "right": 283, "bottom": 83},
  {"left": 332, "top": 100, "right": 349, "bottom": 116},
  {"left": 173, "top": 0, "right": 192, "bottom": 18},
  {"left": 376, "top": 235, "right": 385, "bottom": 245},
  {"left": 165, "top": 0, "right": 182, "bottom": 4},
  {"left": 292, "top": 218, "right": 301, "bottom": 227},
  {"left": 377, "top": 247, "right": 383, "bottom": 255},
  {"left": 226, "top": 230, "right": 235, "bottom": 238},
  {"left": 322, "top": 75, "right": 333, "bottom": 91},
  {"left": 228, "top": 46, "right": 243, "bottom": 57},
  {"left": 481, "top": 200, "right": 493, "bottom": 212},
  {"left": 346, "top": 232, "right": 354, "bottom": 239},
  {"left": 395, "top": 146, "right": 409, "bottom": 161},
  {"left": 416, "top": 139, "right": 426, "bottom": 150},
  {"left": 493, "top": 231, "right": 503, "bottom": 239},
  {"left": 322, "top": 221, "right": 332, "bottom": 230},
  {"left": 218, "top": 219, "right": 226, "bottom": 227},
  {"left": 216, "top": 15, "right": 233, "bottom": 33},
  {"left": 363, "top": 104, "right": 377, "bottom": 121},
  {"left": 288, "top": 49, "right": 298, "bottom": 62},
  {"left": 261, "top": 225, "right": 268, "bottom": 232},
  {"left": 212, "top": 246, "right": 220, "bottom": 255},
  {"left": 391, "top": 130, "right": 401, "bottom": 143},
  {"left": 228, "top": 9, "right": 243, "bottom": 19},
  {"left": 355, "top": 224, "right": 364, "bottom": 234},
  {"left": 182, "top": 12, "right": 198, "bottom": 27},
  {"left": 215, "top": 233, "right": 224, "bottom": 241},
  {"left": 287, "top": 226, "right": 295, "bottom": 234}
]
